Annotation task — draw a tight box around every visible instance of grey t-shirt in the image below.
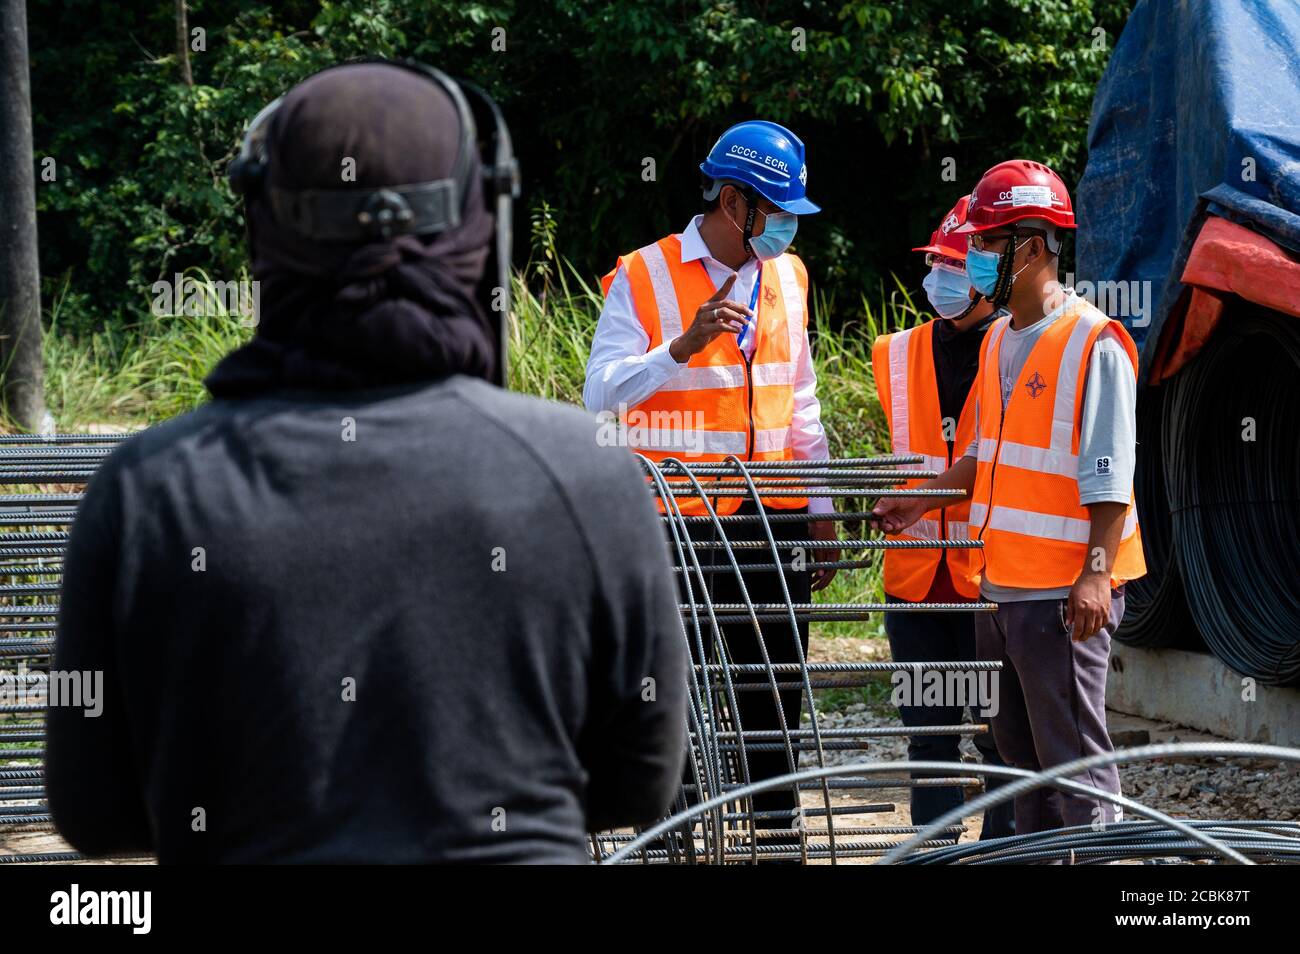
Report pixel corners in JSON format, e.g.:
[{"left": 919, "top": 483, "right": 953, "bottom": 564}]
[{"left": 962, "top": 291, "right": 1137, "bottom": 602}]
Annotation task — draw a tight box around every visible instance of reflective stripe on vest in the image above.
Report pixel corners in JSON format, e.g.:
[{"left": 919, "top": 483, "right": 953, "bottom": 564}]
[
  {"left": 967, "top": 502, "right": 1138, "bottom": 544},
  {"left": 871, "top": 320, "right": 981, "bottom": 600},
  {"left": 605, "top": 235, "right": 809, "bottom": 516},
  {"left": 634, "top": 241, "right": 802, "bottom": 392},
  {"left": 971, "top": 302, "right": 1146, "bottom": 589},
  {"left": 624, "top": 425, "right": 792, "bottom": 456}
]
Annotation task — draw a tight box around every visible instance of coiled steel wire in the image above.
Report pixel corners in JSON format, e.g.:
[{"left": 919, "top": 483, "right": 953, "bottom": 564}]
[
  {"left": 1115, "top": 384, "right": 1199, "bottom": 647},
  {"left": 1164, "top": 307, "right": 1300, "bottom": 684}
]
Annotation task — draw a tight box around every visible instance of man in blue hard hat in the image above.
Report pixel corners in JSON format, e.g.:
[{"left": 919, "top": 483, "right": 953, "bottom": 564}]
[{"left": 585, "top": 121, "right": 837, "bottom": 854}]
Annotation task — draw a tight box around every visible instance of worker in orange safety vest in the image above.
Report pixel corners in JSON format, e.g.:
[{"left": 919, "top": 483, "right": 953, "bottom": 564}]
[
  {"left": 584, "top": 120, "right": 837, "bottom": 853},
  {"left": 871, "top": 194, "right": 1012, "bottom": 839},
  {"left": 873, "top": 160, "right": 1147, "bottom": 835}
]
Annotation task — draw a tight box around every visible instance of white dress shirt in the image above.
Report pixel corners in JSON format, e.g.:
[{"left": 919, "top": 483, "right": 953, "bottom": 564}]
[{"left": 584, "top": 215, "right": 833, "bottom": 515}]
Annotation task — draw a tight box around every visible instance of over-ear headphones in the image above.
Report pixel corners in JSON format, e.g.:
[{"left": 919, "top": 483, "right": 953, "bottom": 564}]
[
  {"left": 226, "top": 58, "right": 521, "bottom": 387},
  {"left": 226, "top": 59, "right": 519, "bottom": 243}
]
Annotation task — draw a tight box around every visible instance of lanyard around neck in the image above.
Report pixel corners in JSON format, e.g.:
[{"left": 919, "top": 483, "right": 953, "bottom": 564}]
[{"left": 738, "top": 262, "right": 762, "bottom": 351}]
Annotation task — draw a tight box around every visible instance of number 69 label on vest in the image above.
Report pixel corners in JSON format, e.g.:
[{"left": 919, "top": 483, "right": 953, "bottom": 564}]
[{"left": 1095, "top": 456, "right": 1111, "bottom": 476}]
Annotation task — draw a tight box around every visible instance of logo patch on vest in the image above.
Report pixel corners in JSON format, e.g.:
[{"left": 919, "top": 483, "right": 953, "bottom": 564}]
[
  {"left": 763, "top": 286, "right": 778, "bottom": 308},
  {"left": 1025, "top": 371, "right": 1047, "bottom": 399}
]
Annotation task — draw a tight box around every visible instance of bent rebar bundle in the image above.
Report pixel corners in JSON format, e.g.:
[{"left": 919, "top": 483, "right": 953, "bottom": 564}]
[
  {"left": 589, "top": 457, "right": 1300, "bottom": 865},
  {"left": 588, "top": 454, "right": 1000, "bottom": 864},
  {"left": 0, "top": 435, "right": 137, "bottom": 864},
  {"left": 3, "top": 438, "right": 1296, "bottom": 866}
]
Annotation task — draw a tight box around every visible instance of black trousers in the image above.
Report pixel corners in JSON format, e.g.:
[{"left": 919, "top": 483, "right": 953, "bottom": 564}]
[
  {"left": 676, "top": 501, "right": 812, "bottom": 837},
  {"left": 885, "top": 597, "right": 1015, "bottom": 840}
]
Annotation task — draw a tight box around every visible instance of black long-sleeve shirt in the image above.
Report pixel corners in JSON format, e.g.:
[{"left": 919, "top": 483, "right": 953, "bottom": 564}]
[
  {"left": 930, "top": 314, "right": 992, "bottom": 457},
  {"left": 47, "top": 375, "right": 687, "bottom": 863}
]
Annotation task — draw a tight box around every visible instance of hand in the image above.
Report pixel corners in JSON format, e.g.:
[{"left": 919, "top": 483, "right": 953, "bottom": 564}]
[
  {"left": 669, "top": 274, "right": 752, "bottom": 362},
  {"left": 871, "top": 494, "right": 928, "bottom": 534},
  {"left": 809, "top": 519, "right": 840, "bottom": 591},
  {"left": 1066, "top": 571, "right": 1111, "bottom": 642}
]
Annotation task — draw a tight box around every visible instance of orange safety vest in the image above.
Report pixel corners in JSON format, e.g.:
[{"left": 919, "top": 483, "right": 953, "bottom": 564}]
[
  {"left": 970, "top": 300, "right": 1147, "bottom": 589},
  {"left": 600, "top": 234, "right": 809, "bottom": 516},
  {"left": 871, "top": 320, "right": 981, "bottom": 601}
]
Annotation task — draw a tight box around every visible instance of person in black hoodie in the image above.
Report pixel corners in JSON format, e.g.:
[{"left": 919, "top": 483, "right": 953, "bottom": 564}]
[{"left": 46, "top": 62, "right": 687, "bottom": 864}]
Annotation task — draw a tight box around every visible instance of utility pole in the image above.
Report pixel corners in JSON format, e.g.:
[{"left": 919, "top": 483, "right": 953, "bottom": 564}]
[{"left": 0, "top": 0, "right": 47, "bottom": 432}]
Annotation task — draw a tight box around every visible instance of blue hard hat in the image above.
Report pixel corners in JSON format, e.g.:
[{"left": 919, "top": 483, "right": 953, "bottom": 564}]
[{"left": 699, "top": 120, "right": 820, "bottom": 215}]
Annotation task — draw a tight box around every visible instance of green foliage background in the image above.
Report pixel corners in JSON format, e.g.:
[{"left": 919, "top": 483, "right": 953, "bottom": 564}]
[
  {"left": 25, "top": 0, "right": 1132, "bottom": 641},
  {"left": 31, "top": 0, "right": 1132, "bottom": 337}
]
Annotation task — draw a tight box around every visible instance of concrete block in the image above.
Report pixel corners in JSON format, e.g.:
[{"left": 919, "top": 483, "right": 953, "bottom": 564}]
[{"left": 1106, "top": 645, "right": 1300, "bottom": 747}]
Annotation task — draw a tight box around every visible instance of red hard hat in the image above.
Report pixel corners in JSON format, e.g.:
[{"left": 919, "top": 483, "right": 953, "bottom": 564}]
[
  {"left": 953, "top": 160, "right": 1076, "bottom": 234},
  {"left": 912, "top": 195, "right": 971, "bottom": 261}
]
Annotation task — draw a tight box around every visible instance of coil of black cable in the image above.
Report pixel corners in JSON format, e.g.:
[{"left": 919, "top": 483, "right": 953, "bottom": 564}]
[
  {"left": 1164, "top": 305, "right": 1300, "bottom": 685},
  {"left": 1115, "top": 384, "right": 1200, "bottom": 647}
]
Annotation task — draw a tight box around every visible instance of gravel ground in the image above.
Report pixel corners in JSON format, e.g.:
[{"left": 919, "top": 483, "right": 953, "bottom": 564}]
[
  {"left": 801, "top": 635, "right": 1300, "bottom": 825},
  {"left": 1120, "top": 749, "right": 1299, "bottom": 821}
]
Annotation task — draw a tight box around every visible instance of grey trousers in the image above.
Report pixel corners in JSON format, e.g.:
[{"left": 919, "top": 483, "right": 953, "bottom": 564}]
[{"left": 974, "top": 590, "right": 1124, "bottom": 834}]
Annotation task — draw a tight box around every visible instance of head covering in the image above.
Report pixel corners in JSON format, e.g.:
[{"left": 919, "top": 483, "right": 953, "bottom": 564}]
[
  {"left": 912, "top": 195, "right": 972, "bottom": 261},
  {"left": 207, "top": 63, "right": 497, "bottom": 397}
]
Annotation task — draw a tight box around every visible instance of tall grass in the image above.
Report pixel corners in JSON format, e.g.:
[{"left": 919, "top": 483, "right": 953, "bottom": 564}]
[
  {"left": 507, "top": 259, "right": 600, "bottom": 404},
  {"left": 507, "top": 254, "right": 930, "bottom": 454},
  {"left": 38, "top": 256, "right": 930, "bottom": 639},
  {"left": 42, "top": 270, "right": 252, "bottom": 427},
  {"left": 507, "top": 256, "right": 930, "bottom": 640}
]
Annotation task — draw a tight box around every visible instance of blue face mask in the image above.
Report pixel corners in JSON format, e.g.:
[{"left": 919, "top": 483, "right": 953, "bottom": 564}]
[
  {"left": 747, "top": 210, "right": 798, "bottom": 260},
  {"left": 922, "top": 263, "right": 975, "bottom": 319},
  {"left": 967, "top": 237, "right": 1033, "bottom": 298},
  {"left": 965, "top": 245, "right": 1004, "bottom": 297}
]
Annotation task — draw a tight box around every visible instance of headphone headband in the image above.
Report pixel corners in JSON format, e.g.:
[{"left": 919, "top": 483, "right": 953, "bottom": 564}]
[
  {"left": 227, "top": 59, "right": 516, "bottom": 242},
  {"left": 226, "top": 58, "right": 521, "bottom": 387}
]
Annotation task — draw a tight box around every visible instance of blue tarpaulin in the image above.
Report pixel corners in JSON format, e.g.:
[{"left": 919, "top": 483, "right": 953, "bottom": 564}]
[{"left": 1076, "top": 0, "right": 1300, "bottom": 380}]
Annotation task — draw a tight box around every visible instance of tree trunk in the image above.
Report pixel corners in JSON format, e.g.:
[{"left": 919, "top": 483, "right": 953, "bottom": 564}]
[
  {"left": 0, "top": 0, "right": 47, "bottom": 432},
  {"left": 175, "top": 0, "right": 192, "bottom": 86}
]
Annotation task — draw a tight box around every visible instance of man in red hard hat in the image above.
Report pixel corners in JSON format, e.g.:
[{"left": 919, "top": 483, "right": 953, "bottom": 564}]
[
  {"left": 874, "top": 160, "right": 1146, "bottom": 834},
  {"left": 871, "top": 195, "right": 1012, "bottom": 839}
]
